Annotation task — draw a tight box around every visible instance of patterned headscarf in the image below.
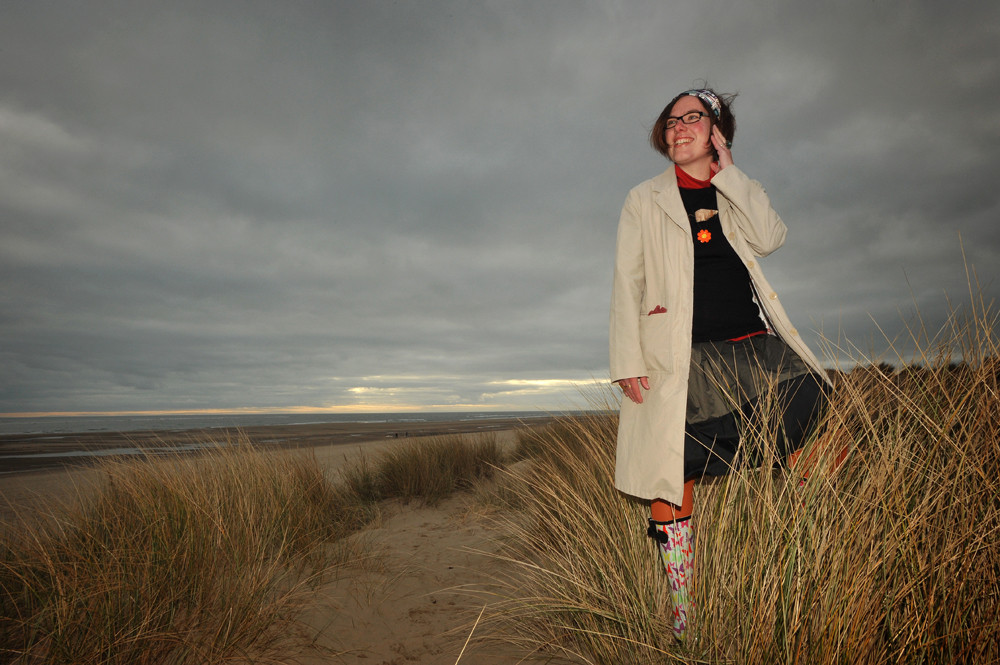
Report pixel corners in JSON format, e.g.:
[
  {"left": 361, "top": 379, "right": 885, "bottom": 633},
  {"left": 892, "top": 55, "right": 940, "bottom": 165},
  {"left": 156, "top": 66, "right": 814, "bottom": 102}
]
[{"left": 682, "top": 89, "right": 722, "bottom": 119}]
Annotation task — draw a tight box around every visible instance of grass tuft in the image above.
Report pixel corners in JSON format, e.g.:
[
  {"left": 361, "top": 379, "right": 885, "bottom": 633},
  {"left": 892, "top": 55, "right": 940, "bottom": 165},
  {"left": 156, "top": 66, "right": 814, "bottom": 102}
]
[
  {"left": 341, "top": 433, "right": 507, "bottom": 506},
  {"left": 0, "top": 442, "right": 366, "bottom": 664}
]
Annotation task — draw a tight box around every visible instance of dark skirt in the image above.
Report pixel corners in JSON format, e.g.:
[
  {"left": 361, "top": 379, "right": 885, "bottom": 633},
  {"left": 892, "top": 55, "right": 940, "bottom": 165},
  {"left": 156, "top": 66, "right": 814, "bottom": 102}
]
[{"left": 683, "top": 334, "right": 829, "bottom": 480}]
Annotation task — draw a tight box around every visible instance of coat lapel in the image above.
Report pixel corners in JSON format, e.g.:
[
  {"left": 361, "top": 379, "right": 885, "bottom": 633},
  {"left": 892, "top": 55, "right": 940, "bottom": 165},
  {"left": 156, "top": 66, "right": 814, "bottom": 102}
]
[{"left": 651, "top": 169, "right": 690, "bottom": 233}]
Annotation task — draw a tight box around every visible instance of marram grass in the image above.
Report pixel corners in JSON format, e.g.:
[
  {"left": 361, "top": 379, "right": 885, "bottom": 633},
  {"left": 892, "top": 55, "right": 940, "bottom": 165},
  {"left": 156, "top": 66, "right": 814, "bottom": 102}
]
[
  {"left": 0, "top": 442, "right": 365, "bottom": 665},
  {"left": 484, "top": 299, "right": 1000, "bottom": 664},
  {"left": 339, "top": 432, "right": 506, "bottom": 506}
]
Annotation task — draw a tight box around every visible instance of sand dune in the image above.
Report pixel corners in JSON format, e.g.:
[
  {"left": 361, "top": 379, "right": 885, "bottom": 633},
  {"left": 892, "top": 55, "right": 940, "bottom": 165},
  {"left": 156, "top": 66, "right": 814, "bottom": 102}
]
[{"left": 0, "top": 422, "right": 542, "bottom": 664}]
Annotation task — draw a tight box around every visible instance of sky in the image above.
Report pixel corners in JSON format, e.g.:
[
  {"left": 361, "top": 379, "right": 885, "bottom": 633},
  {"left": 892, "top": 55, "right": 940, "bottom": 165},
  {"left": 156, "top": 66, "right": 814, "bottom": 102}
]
[{"left": 2, "top": 1, "right": 999, "bottom": 416}]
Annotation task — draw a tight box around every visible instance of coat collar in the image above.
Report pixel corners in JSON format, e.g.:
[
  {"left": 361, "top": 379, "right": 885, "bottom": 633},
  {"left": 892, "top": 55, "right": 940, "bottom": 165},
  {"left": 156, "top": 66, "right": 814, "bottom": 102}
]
[{"left": 651, "top": 166, "right": 730, "bottom": 232}]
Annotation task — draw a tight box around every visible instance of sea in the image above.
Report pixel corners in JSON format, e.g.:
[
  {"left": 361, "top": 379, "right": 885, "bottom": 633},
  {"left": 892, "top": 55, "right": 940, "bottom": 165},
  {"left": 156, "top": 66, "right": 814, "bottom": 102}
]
[{"left": 0, "top": 410, "right": 556, "bottom": 438}]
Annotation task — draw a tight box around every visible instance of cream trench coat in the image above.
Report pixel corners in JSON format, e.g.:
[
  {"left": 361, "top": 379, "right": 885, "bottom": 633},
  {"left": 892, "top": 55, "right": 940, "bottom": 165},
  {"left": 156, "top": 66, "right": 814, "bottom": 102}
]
[{"left": 609, "top": 165, "right": 831, "bottom": 505}]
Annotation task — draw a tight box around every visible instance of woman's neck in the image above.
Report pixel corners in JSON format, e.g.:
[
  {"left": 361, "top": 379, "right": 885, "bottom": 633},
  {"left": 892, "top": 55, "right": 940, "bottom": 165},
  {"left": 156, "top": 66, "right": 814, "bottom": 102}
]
[{"left": 676, "top": 161, "right": 713, "bottom": 182}]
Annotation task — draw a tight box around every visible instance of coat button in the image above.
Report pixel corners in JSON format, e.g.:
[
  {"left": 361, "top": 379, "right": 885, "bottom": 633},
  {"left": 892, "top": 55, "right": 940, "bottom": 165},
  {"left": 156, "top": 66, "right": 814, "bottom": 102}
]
[
  {"left": 790, "top": 328, "right": 798, "bottom": 336},
  {"left": 768, "top": 292, "right": 777, "bottom": 300},
  {"left": 746, "top": 260, "right": 755, "bottom": 269}
]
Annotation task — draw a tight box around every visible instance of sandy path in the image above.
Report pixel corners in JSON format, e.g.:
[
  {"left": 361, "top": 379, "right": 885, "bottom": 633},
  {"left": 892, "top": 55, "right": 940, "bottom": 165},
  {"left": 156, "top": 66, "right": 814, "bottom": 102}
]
[
  {"left": 298, "top": 493, "right": 523, "bottom": 665},
  {"left": 292, "top": 434, "right": 529, "bottom": 664}
]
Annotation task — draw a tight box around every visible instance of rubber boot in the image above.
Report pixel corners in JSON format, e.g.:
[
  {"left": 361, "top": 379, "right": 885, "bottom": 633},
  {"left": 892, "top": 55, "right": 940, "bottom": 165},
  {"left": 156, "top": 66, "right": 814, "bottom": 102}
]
[{"left": 648, "top": 517, "right": 694, "bottom": 639}]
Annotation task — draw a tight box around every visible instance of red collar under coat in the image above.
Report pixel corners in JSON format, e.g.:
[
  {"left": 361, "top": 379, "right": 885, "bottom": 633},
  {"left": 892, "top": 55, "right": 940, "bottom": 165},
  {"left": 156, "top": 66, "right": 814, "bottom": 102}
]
[{"left": 674, "top": 164, "right": 716, "bottom": 189}]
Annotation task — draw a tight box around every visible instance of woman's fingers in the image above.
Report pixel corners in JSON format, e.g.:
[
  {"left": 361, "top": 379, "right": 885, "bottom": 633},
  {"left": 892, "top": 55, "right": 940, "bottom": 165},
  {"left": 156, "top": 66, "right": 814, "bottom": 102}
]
[
  {"left": 712, "top": 126, "right": 734, "bottom": 170},
  {"left": 618, "top": 376, "right": 649, "bottom": 404}
]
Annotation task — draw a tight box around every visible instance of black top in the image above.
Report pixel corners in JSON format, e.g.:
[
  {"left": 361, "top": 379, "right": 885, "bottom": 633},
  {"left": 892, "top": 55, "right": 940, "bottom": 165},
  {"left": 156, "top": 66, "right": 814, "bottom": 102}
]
[{"left": 678, "top": 185, "right": 765, "bottom": 342}]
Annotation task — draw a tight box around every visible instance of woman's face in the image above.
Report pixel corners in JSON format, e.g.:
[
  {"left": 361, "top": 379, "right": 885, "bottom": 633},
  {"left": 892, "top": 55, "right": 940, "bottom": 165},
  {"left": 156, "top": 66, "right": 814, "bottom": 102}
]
[{"left": 665, "top": 95, "right": 714, "bottom": 169}]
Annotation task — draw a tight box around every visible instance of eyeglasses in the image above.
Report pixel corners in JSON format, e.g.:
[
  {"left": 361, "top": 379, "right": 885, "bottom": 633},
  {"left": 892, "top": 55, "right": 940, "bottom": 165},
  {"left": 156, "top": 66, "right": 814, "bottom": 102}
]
[{"left": 665, "top": 111, "right": 709, "bottom": 130}]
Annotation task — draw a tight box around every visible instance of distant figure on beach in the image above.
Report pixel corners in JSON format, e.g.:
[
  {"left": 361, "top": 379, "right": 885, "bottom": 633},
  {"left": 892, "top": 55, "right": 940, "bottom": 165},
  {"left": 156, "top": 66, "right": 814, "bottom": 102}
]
[{"left": 609, "top": 87, "right": 831, "bottom": 639}]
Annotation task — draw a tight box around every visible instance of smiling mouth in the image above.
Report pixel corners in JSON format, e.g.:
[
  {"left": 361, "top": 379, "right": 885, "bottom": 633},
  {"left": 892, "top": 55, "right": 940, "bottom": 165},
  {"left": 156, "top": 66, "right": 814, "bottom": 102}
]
[{"left": 673, "top": 138, "right": 693, "bottom": 146}]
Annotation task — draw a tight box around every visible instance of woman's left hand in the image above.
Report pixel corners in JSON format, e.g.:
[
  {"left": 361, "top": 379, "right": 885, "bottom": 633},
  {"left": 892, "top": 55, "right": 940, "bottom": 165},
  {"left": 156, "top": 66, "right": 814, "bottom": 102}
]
[{"left": 711, "top": 125, "right": 734, "bottom": 173}]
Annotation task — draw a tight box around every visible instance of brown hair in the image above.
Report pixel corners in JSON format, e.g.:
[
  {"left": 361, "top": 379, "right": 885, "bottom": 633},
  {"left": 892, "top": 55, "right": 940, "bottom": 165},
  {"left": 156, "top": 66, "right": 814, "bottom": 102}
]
[{"left": 649, "top": 88, "right": 738, "bottom": 161}]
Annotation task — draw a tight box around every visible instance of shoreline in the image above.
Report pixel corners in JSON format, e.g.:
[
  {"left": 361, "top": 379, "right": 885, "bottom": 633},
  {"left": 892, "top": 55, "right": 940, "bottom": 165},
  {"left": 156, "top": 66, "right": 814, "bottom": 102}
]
[{"left": 0, "top": 415, "right": 552, "bottom": 476}]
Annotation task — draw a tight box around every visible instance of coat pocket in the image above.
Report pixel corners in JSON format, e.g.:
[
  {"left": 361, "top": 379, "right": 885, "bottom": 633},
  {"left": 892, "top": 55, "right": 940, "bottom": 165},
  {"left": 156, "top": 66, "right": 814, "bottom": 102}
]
[{"left": 638, "top": 312, "right": 675, "bottom": 373}]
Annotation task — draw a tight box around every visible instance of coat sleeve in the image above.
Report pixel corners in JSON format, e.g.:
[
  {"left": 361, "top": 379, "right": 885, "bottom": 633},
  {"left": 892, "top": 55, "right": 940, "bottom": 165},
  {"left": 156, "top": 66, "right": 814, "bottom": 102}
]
[
  {"left": 712, "top": 166, "right": 787, "bottom": 257},
  {"left": 609, "top": 188, "right": 649, "bottom": 383}
]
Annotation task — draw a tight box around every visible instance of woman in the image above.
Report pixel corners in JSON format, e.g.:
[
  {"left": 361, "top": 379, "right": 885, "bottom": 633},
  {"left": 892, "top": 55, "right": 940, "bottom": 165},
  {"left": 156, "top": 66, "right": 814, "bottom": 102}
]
[{"left": 609, "top": 88, "right": 831, "bottom": 639}]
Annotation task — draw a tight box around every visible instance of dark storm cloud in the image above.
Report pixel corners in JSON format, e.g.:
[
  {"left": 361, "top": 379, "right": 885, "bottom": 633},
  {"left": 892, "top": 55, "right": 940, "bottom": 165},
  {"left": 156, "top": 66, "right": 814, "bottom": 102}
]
[{"left": 1, "top": 0, "right": 998, "bottom": 413}]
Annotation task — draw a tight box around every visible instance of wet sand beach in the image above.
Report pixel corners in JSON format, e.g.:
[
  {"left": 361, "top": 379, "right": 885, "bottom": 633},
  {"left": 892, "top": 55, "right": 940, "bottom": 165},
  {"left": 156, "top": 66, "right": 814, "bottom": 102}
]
[{"left": 0, "top": 415, "right": 548, "bottom": 475}]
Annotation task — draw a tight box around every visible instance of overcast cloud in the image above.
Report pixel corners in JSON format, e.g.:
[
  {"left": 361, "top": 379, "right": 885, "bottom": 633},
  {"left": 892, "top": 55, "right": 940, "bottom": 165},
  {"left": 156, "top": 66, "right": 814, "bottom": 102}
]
[{"left": 2, "top": 0, "right": 998, "bottom": 415}]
